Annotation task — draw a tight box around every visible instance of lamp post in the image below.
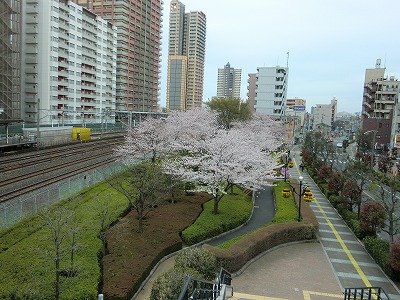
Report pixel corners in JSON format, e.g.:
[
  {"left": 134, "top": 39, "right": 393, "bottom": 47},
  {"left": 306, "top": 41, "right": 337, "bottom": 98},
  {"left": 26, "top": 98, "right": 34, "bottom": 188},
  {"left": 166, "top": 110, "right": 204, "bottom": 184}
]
[{"left": 297, "top": 176, "right": 304, "bottom": 222}]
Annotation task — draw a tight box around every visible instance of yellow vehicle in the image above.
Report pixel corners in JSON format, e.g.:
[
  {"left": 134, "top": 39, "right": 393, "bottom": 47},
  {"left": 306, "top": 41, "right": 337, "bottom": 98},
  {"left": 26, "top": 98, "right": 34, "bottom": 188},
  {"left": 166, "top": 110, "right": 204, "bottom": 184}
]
[
  {"left": 303, "top": 187, "right": 314, "bottom": 202},
  {"left": 288, "top": 161, "right": 294, "bottom": 168},
  {"left": 282, "top": 188, "right": 292, "bottom": 198}
]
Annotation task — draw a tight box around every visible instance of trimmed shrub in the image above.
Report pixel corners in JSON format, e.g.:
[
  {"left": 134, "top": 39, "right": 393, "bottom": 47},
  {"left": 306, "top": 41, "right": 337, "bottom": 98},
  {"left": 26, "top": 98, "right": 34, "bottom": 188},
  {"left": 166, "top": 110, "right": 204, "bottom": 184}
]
[
  {"left": 180, "top": 186, "right": 252, "bottom": 245},
  {"left": 363, "top": 236, "right": 392, "bottom": 277},
  {"left": 150, "top": 267, "right": 203, "bottom": 300},
  {"left": 174, "top": 247, "right": 217, "bottom": 281}
]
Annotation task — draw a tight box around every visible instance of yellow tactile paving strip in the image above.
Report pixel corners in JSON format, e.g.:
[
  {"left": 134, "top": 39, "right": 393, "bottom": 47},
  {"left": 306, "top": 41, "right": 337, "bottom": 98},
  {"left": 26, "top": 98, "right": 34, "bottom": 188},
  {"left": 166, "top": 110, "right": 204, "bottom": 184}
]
[{"left": 233, "top": 290, "right": 343, "bottom": 299}]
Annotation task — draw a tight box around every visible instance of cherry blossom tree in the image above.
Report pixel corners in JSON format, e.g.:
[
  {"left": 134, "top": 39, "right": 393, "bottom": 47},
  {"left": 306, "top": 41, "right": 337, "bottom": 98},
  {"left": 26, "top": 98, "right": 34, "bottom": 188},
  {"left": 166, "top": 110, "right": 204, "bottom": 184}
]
[
  {"left": 162, "top": 114, "right": 282, "bottom": 214},
  {"left": 114, "top": 116, "right": 170, "bottom": 164}
]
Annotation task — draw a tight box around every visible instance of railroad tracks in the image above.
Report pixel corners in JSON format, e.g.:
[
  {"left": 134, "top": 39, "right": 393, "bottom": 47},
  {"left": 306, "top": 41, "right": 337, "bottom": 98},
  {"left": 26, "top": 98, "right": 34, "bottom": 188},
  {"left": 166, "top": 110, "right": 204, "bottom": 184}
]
[{"left": 0, "top": 137, "right": 123, "bottom": 204}]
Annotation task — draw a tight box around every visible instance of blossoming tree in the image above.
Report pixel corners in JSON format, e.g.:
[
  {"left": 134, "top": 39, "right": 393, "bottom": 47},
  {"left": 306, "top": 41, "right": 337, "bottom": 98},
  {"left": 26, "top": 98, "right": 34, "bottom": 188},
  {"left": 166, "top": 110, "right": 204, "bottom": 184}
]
[{"left": 162, "top": 111, "right": 283, "bottom": 214}]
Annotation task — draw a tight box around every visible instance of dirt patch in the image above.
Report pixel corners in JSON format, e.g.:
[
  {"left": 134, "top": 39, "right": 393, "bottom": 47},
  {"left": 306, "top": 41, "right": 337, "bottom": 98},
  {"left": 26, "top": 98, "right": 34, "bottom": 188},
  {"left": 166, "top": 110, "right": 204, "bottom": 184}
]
[{"left": 101, "top": 193, "right": 211, "bottom": 298}]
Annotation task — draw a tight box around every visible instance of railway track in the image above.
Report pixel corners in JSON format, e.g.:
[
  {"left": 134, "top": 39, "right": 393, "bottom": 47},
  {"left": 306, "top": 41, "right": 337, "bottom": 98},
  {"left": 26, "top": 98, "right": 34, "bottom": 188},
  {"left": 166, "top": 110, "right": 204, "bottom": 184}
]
[
  {"left": 0, "top": 158, "right": 115, "bottom": 203},
  {"left": 0, "top": 136, "right": 123, "bottom": 204}
]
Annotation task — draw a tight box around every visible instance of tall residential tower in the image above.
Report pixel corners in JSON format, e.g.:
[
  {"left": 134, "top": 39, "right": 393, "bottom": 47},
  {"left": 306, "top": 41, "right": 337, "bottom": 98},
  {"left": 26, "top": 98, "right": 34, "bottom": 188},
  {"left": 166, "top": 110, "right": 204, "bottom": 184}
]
[
  {"left": 166, "top": 0, "right": 206, "bottom": 111},
  {"left": 75, "top": 0, "right": 164, "bottom": 112},
  {"left": 21, "top": 0, "right": 117, "bottom": 126},
  {"left": 0, "top": 0, "right": 21, "bottom": 123},
  {"left": 217, "top": 62, "right": 241, "bottom": 99}
]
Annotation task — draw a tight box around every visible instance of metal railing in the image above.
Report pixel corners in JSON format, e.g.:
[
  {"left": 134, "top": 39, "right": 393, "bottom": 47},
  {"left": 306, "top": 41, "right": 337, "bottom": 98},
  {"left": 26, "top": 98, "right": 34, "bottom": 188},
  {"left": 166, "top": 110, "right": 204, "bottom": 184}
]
[
  {"left": 343, "top": 287, "right": 391, "bottom": 300},
  {"left": 178, "top": 268, "right": 232, "bottom": 300}
]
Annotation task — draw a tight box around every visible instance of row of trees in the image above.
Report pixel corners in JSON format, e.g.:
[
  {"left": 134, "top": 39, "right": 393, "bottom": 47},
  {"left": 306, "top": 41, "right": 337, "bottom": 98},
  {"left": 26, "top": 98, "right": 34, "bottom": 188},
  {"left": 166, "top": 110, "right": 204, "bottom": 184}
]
[
  {"left": 302, "top": 131, "right": 400, "bottom": 278},
  {"left": 303, "top": 131, "right": 400, "bottom": 243},
  {"left": 113, "top": 108, "right": 286, "bottom": 232}
]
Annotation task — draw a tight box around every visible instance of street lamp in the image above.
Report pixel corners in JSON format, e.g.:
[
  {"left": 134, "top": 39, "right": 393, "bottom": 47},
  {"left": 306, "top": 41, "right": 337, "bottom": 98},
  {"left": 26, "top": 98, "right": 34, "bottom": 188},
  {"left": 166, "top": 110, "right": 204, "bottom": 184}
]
[
  {"left": 297, "top": 176, "right": 304, "bottom": 222},
  {"left": 289, "top": 176, "right": 304, "bottom": 222}
]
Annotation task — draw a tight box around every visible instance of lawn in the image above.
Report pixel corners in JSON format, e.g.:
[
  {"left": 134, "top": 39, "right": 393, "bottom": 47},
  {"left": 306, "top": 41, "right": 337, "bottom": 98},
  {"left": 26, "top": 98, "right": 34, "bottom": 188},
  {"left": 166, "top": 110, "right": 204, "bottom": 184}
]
[{"left": 0, "top": 181, "right": 253, "bottom": 299}]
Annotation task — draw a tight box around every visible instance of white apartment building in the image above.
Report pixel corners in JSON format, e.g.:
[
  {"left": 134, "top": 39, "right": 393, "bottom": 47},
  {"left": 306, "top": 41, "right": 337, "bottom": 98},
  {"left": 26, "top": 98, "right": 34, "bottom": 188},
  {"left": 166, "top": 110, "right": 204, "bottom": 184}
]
[
  {"left": 312, "top": 97, "right": 338, "bottom": 129},
  {"left": 253, "top": 66, "right": 288, "bottom": 117},
  {"left": 21, "top": 0, "right": 117, "bottom": 126}
]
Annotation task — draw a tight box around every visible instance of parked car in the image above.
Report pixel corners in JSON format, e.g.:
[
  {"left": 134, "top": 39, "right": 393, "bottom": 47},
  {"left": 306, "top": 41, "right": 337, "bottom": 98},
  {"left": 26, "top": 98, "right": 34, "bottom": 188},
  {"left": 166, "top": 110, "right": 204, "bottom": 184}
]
[{"left": 336, "top": 142, "right": 343, "bottom": 148}]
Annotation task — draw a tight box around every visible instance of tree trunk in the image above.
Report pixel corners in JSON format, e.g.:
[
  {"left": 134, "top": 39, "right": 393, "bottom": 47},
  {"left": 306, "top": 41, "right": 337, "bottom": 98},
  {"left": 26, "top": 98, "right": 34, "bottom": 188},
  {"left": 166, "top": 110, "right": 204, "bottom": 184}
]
[
  {"left": 55, "top": 255, "right": 60, "bottom": 300},
  {"left": 213, "top": 195, "right": 219, "bottom": 215}
]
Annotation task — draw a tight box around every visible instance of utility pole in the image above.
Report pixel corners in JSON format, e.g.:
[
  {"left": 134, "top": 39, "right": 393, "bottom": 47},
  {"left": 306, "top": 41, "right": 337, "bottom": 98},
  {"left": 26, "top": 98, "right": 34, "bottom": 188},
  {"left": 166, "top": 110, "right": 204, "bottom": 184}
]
[{"left": 36, "top": 98, "right": 40, "bottom": 150}]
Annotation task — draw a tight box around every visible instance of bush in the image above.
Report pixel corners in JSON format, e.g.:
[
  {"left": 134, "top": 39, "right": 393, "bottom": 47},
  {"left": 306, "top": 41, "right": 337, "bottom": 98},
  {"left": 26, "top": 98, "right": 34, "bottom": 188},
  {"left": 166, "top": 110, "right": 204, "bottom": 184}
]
[
  {"left": 390, "top": 241, "right": 400, "bottom": 280},
  {"left": 328, "top": 194, "right": 342, "bottom": 209},
  {"left": 181, "top": 186, "right": 252, "bottom": 245},
  {"left": 150, "top": 267, "right": 203, "bottom": 300},
  {"left": 363, "top": 236, "right": 392, "bottom": 277},
  {"left": 174, "top": 247, "right": 217, "bottom": 281}
]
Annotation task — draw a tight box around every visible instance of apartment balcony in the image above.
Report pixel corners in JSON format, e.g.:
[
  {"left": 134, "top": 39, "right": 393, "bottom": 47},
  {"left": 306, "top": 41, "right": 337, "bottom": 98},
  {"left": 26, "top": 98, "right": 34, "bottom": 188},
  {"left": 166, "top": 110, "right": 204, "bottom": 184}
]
[
  {"left": 25, "top": 16, "right": 38, "bottom": 24},
  {"left": 57, "top": 90, "right": 69, "bottom": 96},
  {"left": 25, "top": 87, "right": 37, "bottom": 93},
  {"left": 25, "top": 5, "right": 39, "bottom": 14},
  {"left": 25, "top": 106, "right": 37, "bottom": 113},
  {"left": 26, "top": 37, "right": 38, "bottom": 44},
  {"left": 363, "top": 92, "right": 372, "bottom": 100},
  {"left": 362, "top": 101, "right": 372, "bottom": 109},
  {"left": 26, "top": 27, "right": 38, "bottom": 34},
  {"left": 25, "top": 76, "right": 37, "bottom": 84}
]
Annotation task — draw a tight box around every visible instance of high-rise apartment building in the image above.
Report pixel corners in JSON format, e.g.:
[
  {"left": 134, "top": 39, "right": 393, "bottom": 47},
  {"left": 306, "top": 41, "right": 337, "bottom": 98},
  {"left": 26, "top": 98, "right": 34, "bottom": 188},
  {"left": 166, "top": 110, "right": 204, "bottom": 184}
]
[
  {"left": 216, "top": 62, "right": 241, "bottom": 99},
  {"left": 248, "top": 66, "right": 288, "bottom": 117},
  {"left": 21, "top": 0, "right": 117, "bottom": 125},
  {"left": 166, "top": 0, "right": 206, "bottom": 111},
  {"left": 246, "top": 73, "right": 257, "bottom": 113},
  {"left": 0, "top": 0, "right": 21, "bottom": 123},
  {"left": 76, "top": 0, "right": 164, "bottom": 112},
  {"left": 361, "top": 59, "right": 399, "bottom": 148}
]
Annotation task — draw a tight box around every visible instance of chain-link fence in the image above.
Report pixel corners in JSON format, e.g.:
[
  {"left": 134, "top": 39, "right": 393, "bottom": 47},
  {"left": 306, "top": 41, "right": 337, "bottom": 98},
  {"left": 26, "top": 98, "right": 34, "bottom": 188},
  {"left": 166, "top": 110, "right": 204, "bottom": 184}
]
[{"left": 0, "top": 162, "right": 125, "bottom": 230}]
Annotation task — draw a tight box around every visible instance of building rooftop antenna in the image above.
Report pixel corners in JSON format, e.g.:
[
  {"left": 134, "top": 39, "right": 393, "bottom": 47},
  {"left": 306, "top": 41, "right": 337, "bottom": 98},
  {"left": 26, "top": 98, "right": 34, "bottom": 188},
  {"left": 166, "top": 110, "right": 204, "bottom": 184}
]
[{"left": 286, "top": 52, "right": 289, "bottom": 68}]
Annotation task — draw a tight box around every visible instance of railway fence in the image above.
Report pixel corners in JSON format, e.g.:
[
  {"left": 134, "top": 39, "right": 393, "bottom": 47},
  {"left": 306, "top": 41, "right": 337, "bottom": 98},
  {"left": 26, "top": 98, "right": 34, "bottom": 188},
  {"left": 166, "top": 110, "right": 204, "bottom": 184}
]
[{"left": 0, "top": 162, "right": 125, "bottom": 230}]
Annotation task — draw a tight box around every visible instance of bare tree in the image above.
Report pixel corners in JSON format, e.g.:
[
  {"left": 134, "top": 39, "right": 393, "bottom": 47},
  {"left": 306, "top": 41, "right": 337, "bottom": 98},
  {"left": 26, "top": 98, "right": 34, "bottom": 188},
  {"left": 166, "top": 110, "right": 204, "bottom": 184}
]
[
  {"left": 108, "top": 161, "right": 166, "bottom": 232},
  {"left": 42, "top": 206, "right": 78, "bottom": 300},
  {"left": 96, "top": 194, "right": 120, "bottom": 256},
  {"left": 370, "top": 174, "right": 400, "bottom": 243}
]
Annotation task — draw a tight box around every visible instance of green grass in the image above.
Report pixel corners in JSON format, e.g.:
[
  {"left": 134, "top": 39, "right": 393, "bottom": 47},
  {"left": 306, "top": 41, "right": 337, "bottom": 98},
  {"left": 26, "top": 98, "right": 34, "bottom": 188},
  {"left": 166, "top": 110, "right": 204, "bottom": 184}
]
[
  {"left": 217, "top": 180, "right": 298, "bottom": 249},
  {"left": 0, "top": 183, "right": 128, "bottom": 299},
  {"left": 181, "top": 186, "right": 253, "bottom": 245}
]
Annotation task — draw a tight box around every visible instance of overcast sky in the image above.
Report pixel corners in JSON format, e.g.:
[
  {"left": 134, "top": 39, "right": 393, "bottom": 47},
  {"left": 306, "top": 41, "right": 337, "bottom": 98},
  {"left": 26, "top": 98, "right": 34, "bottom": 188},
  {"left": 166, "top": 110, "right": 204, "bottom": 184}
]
[{"left": 158, "top": 0, "right": 400, "bottom": 113}]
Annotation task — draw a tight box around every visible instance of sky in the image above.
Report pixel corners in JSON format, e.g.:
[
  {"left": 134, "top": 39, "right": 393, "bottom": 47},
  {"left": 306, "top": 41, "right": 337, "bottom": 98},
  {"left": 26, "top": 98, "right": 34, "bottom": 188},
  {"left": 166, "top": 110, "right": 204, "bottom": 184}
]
[{"left": 158, "top": 0, "right": 400, "bottom": 114}]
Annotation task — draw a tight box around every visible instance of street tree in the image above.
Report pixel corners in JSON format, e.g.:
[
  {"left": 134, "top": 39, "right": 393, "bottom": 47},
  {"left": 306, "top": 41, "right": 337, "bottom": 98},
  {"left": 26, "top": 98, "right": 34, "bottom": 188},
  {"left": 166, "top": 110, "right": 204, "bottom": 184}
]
[
  {"left": 359, "top": 201, "right": 386, "bottom": 237},
  {"left": 320, "top": 141, "right": 336, "bottom": 165},
  {"left": 369, "top": 174, "right": 400, "bottom": 243},
  {"left": 204, "top": 97, "right": 251, "bottom": 129},
  {"left": 342, "top": 179, "right": 361, "bottom": 214},
  {"left": 302, "top": 131, "right": 325, "bottom": 169},
  {"left": 344, "top": 160, "right": 373, "bottom": 218},
  {"left": 328, "top": 172, "right": 346, "bottom": 196},
  {"left": 317, "top": 165, "right": 332, "bottom": 183}
]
